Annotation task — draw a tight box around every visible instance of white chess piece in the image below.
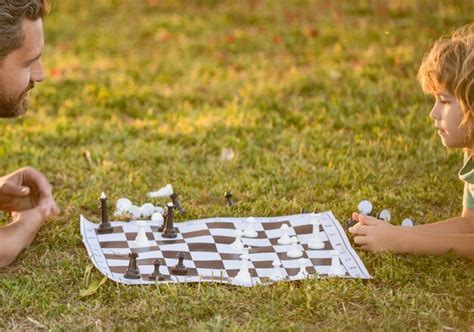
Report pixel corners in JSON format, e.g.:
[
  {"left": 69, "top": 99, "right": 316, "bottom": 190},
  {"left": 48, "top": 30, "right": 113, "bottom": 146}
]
[
  {"left": 234, "top": 252, "right": 252, "bottom": 285},
  {"left": 270, "top": 258, "right": 284, "bottom": 281},
  {"left": 243, "top": 217, "right": 258, "bottom": 238},
  {"left": 231, "top": 230, "right": 245, "bottom": 251},
  {"left": 358, "top": 200, "right": 373, "bottom": 215},
  {"left": 116, "top": 197, "right": 132, "bottom": 211},
  {"left": 401, "top": 218, "right": 414, "bottom": 227},
  {"left": 147, "top": 184, "right": 174, "bottom": 198},
  {"left": 153, "top": 206, "right": 164, "bottom": 215},
  {"left": 133, "top": 221, "right": 151, "bottom": 247},
  {"left": 296, "top": 258, "right": 309, "bottom": 278},
  {"left": 328, "top": 250, "right": 345, "bottom": 277},
  {"left": 308, "top": 217, "right": 325, "bottom": 250},
  {"left": 128, "top": 205, "right": 142, "bottom": 219},
  {"left": 140, "top": 203, "right": 155, "bottom": 218},
  {"left": 287, "top": 236, "right": 303, "bottom": 258},
  {"left": 277, "top": 224, "right": 292, "bottom": 245},
  {"left": 151, "top": 212, "right": 164, "bottom": 225}
]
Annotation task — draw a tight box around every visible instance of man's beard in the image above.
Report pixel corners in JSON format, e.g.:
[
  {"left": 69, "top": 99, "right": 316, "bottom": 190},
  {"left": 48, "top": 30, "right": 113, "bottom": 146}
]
[{"left": 0, "top": 83, "right": 33, "bottom": 118}]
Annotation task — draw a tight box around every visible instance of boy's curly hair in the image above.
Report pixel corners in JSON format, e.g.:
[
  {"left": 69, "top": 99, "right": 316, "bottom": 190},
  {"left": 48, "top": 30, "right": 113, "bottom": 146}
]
[{"left": 417, "top": 24, "right": 474, "bottom": 144}]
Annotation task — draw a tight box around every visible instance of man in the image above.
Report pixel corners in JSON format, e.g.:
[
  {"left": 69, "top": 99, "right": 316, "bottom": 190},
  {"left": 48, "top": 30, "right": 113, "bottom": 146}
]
[{"left": 0, "top": 0, "right": 59, "bottom": 267}]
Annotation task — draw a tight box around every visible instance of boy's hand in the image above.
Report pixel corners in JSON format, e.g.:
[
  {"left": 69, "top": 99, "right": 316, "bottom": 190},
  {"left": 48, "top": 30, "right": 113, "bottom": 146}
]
[
  {"left": 12, "top": 205, "right": 50, "bottom": 228},
  {"left": 348, "top": 212, "right": 403, "bottom": 252},
  {"left": 0, "top": 167, "right": 60, "bottom": 216}
]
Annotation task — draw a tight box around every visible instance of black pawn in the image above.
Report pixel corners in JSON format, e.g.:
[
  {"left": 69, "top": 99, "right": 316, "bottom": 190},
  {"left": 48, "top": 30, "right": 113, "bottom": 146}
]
[
  {"left": 149, "top": 259, "right": 166, "bottom": 281},
  {"left": 124, "top": 252, "right": 141, "bottom": 279},
  {"left": 98, "top": 196, "right": 113, "bottom": 234},
  {"left": 345, "top": 218, "right": 358, "bottom": 231},
  {"left": 171, "top": 252, "right": 188, "bottom": 275},
  {"left": 170, "top": 192, "right": 185, "bottom": 215},
  {"left": 162, "top": 203, "right": 178, "bottom": 238},
  {"left": 225, "top": 191, "right": 234, "bottom": 207}
]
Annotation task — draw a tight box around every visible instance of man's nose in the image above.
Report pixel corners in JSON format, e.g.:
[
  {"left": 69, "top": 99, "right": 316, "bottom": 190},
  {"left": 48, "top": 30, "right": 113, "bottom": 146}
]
[{"left": 30, "top": 60, "right": 44, "bottom": 83}]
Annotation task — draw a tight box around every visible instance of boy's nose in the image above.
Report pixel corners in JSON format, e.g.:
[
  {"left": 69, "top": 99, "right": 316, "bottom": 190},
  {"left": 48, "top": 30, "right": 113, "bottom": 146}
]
[{"left": 430, "top": 105, "right": 441, "bottom": 121}]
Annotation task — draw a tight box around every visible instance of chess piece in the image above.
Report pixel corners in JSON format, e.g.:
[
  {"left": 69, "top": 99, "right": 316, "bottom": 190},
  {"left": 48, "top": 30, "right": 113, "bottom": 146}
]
[
  {"left": 115, "top": 197, "right": 132, "bottom": 214},
  {"left": 345, "top": 218, "right": 358, "bottom": 231},
  {"left": 171, "top": 252, "right": 188, "bottom": 275},
  {"left": 225, "top": 191, "right": 235, "bottom": 207},
  {"left": 287, "top": 236, "right": 303, "bottom": 258},
  {"left": 140, "top": 203, "right": 155, "bottom": 218},
  {"left": 98, "top": 192, "right": 113, "bottom": 234},
  {"left": 308, "top": 216, "right": 325, "bottom": 250},
  {"left": 234, "top": 252, "right": 252, "bottom": 285},
  {"left": 170, "top": 192, "right": 185, "bottom": 215},
  {"left": 358, "top": 200, "right": 373, "bottom": 215},
  {"left": 162, "top": 203, "right": 178, "bottom": 238},
  {"left": 230, "top": 229, "right": 245, "bottom": 251},
  {"left": 147, "top": 184, "right": 174, "bottom": 198},
  {"left": 269, "top": 258, "right": 284, "bottom": 281},
  {"left": 377, "top": 209, "right": 391, "bottom": 222},
  {"left": 401, "top": 218, "right": 414, "bottom": 227},
  {"left": 128, "top": 205, "right": 142, "bottom": 220},
  {"left": 328, "top": 250, "right": 345, "bottom": 277},
  {"left": 133, "top": 221, "right": 150, "bottom": 247},
  {"left": 243, "top": 217, "right": 258, "bottom": 238},
  {"left": 300, "top": 208, "right": 308, "bottom": 214},
  {"left": 149, "top": 259, "right": 166, "bottom": 281},
  {"left": 124, "top": 252, "right": 141, "bottom": 279},
  {"left": 296, "top": 258, "right": 309, "bottom": 278},
  {"left": 151, "top": 212, "right": 164, "bottom": 225},
  {"left": 277, "top": 224, "right": 292, "bottom": 245}
]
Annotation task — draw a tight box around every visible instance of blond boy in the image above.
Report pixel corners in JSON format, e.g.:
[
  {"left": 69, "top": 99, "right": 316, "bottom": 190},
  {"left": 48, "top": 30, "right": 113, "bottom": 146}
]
[{"left": 349, "top": 24, "right": 474, "bottom": 257}]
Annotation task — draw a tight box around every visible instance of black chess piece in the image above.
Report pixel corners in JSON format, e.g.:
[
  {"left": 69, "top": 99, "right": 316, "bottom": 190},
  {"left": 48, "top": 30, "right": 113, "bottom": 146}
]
[
  {"left": 225, "top": 191, "right": 234, "bottom": 207},
  {"left": 170, "top": 192, "right": 185, "bottom": 215},
  {"left": 124, "top": 252, "right": 141, "bottom": 279},
  {"left": 171, "top": 252, "right": 188, "bottom": 275},
  {"left": 300, "top": 208, "right": 308, "bottom": 214},
  {"left": 161, "top": 203, "right": 178, "bottom": 238},
  {"left": 149, "top": 259, "right": 166, "bottom": 281},
  {"left": 345, "top": 218, "right": 358, "bottom": 231},
  {"left": 97, "top": 193, "right": 113, "bottom": 234}
]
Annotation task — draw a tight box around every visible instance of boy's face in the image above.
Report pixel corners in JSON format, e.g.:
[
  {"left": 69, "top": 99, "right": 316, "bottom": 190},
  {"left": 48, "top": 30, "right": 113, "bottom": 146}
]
[
  {"left": 429, "top": 87, "right": 467, "bottom": 148},
  {"left": 0, "top": 18, "right": 44, "bottom": 118}
]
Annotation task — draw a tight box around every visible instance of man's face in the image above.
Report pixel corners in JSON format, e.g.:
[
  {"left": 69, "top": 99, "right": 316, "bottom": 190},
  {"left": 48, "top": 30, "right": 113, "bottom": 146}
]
[
  {"left": 429, "top": 87, "right": 467, "bottom": 148},
  {"left": 0, "top": 18, "right": 44, "bottom": 118}
]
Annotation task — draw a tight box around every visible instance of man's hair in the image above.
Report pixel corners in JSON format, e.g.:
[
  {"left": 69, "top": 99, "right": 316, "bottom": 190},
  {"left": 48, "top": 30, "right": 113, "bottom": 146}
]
[
  {"left": 417, "top": 24, "right": 474, "bottom": 143},
  {"left": 0, "top": 0, "right": 48, "bottom": 60}
]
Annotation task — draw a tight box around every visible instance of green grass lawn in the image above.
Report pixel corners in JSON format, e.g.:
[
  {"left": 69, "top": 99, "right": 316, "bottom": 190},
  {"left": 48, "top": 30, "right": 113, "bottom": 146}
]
[{"left": 1, "top": 0, "right": 473, "bottom": 329}]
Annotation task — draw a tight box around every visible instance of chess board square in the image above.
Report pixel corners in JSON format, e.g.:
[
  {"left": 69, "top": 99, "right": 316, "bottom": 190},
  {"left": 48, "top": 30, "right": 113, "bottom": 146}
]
[
  {"left": 194, "top": 260, "right": 225, "bottom": 270},
  {"left": 97, "top": 231, "right": 127, "bottom": 242},
  {"left": 95, "top": 225, "right": 124, "bottom": 235},
  {"left": 212, "top": 235, "right": 234, "bottom": 245},
  {"left": 206, "top": 221, "right": 236, "bottom": 230},
  {"left": 190, "top": 251, "right": 220, "bottom": 261},
  {"left": 209, "top": 228, "right": 238, "bottom": 237},
  {"left": 158, "top": 242, "right": 189, "bottom": 252},
  {"left": 154, "top": 232, "right": 184, "bottom": 242},
  {"left": 215, "top": 243, "right": 240, "bottom": 254},
  {"left": 293, "top": 224, "right": 312, "bottom": 235},
  {"left": 182, "top": 235, "right": 214, "bottom": 243},
  {"left": 222, "top": 259, "right": 245, "bottom": 270},
  {"left": 178, "top": 223, "right": 209, "bottom": 233},
  {"left": 250, "top": 246, "right": 276, "bottom": 254},
  {"left": 188, "top": 243, "right": 217, "bottom": 253},
  {"left": 155, "top": 239, "right": 186, "bottom": 246},
  {"left": 260, "top": 220, "right": 291, "bottom": 231},
  {"left": 100, "top": 241, "right": 129, "bottom": 249},
  {"left": 219, "top": 253, "right": 241, "bottom": 261},
  {"left": 181, "top": 229, "right": 212, "bottom": 239},
  {"left": 226, "top": 268, "right": 258, "bottom": 278},
  {"left": 252, "top": 260, "right": 275, "bottom": 269},
  {"left": 251, "top": 252, "right": 278, "bottom": 262},
  {"left": 162, "top": 251, "right": 192, "bottom": 260},
  {"left": 241, "top": 237, "right": 272, "bottom": 247}
]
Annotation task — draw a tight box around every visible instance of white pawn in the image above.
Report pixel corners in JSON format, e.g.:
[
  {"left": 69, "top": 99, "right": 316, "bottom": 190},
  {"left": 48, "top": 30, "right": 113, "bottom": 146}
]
[
  {"left": 128, "top": 205, "right": 142, "bottom": 220},
  {"left": 401, "top": 218, "right": 414, "bottom": 227},
  {"left": 116, "top": 197, "right": 132, "bottom": 212},
  {"left": 296, "top": 258, "right": 309, "bottom": 278},
  {"left": 151, "top": 212, "right": 164, "bottom": 225},
  {"left": 140, "top": 203, "right": 155, "bottom": 218},
  {"left": 234, "top": 253, "right": 252, "bottom": 285},
  {"left": 308, "top": 217, "right": 325, "bottom": 250},
  {"left": 243, "top": 217, "right": 258, "bottom": 238},
  {"left": 328, "top": 250, "right": 345, "bottom": 277},
  {"left": 287, "top": 236, "right": 303, "bottom": 258},
  {"left": 133, "top": 221, "right": 150, "bottom": 247},
  {"left": 231, "top": 230, "right": 245, "bottom": 252},
  {"left": 277, "top": 224, "right": 292, "bottom": 245},
  {"left": 270, "top": 258, "right": 284, "bottom": 281}
]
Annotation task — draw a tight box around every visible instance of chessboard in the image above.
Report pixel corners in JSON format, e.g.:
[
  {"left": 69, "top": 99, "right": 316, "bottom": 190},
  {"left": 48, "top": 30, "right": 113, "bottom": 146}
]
[{"left": 80, "top": 211, "right": 371, "bottom": 287}]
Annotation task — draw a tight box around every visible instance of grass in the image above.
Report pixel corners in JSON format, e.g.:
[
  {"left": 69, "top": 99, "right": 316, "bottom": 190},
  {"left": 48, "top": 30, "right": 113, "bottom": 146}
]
[{"left": 1, "top": 0, "right": 473, "bottom": 329}]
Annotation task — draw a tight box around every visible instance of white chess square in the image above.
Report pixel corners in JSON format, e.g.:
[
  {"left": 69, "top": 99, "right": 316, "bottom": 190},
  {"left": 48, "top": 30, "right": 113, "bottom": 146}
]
[{"left": 190, "top": 251, "right": 221, "bottom": 261}]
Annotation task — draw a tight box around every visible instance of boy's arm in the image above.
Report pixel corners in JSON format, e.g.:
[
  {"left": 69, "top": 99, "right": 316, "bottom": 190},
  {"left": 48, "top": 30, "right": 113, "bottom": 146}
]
[
  {"left": 349, "top": 213, "right": 474, "bottom": 257},
  {"left": 0, "top": 207, "right": 47, "bottom": 267},
  {"left": 409, "top": 207, "right": 474, "bottom": 234}
]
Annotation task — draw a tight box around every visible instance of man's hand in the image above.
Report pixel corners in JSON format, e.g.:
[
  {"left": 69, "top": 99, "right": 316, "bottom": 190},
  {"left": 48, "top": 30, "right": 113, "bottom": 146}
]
[
  {"left": 0, "top": 167, "right": 60, "bottom": 216},
  {"left": 348, "top": 212, "right": 405, "bottom": 253}
]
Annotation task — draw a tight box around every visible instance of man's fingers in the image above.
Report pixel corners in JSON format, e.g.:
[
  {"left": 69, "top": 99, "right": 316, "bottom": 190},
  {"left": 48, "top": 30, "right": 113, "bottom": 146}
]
[
  {"left": 23, "top": 167, "right": 53, "bottom": 197},
  {"left": 0, "top": 181, "right": 30, "bottom": 196}
]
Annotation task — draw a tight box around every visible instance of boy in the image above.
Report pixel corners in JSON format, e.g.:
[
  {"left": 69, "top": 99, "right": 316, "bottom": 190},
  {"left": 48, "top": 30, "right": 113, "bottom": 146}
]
[
  {"left": 0, "top": 0, "right": 60, "bottom": 267},
  {"left": 349, "top": 24, "right": 474, "bottom": 257}
]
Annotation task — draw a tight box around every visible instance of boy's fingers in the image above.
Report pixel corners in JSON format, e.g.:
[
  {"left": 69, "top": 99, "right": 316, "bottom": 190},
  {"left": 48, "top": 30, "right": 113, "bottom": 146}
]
[
  {"left": 23, "top": 167, "right": 53, "bottom": 197},
  {"left": 348, "top": 224, "right": 368, "bottom": 235},
  {"left": 0, "top": 182, "right": 30, "bottom": 196},
  {"left": 353, "top": 235, "right": 368, "bottom": 245},
  {"left": 352, "top": 212, "right": 360, "bottom": 221},
  {"left": 358, "top": 214, "right": 379, "bottom": 226}
]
